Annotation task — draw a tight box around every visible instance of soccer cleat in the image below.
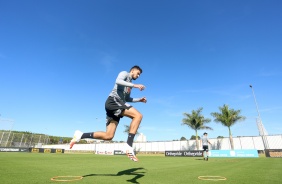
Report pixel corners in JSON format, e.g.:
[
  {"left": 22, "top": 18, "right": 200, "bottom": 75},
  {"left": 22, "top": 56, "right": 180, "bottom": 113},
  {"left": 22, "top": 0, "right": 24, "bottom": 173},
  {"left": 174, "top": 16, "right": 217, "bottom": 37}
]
[
  {"left": 69, "top": 130, "right": 83, "bottom": 149},
  {"left": 125, "top": 144, "right": 138, "bottom": 162},
  {"left": 206, "top": 156, "right": 209, "bottom": 161}
]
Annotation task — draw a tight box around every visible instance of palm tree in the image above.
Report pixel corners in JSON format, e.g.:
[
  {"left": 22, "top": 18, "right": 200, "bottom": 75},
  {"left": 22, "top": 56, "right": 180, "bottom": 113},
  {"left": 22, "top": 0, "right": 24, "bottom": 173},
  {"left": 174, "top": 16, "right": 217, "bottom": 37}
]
[
  {"left": 211, "top": 104, "right": 246, "bottom": 150},
  {"left": 182, "top": 107, "right": 213, "bottom": 150}
]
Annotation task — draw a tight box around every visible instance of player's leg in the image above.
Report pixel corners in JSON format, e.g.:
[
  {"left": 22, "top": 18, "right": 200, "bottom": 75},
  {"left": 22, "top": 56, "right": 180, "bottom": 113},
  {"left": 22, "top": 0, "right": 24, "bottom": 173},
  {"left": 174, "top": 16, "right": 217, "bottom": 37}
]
[
  {"left": 122, "top": 107, "right": 142, "bottom": 136},
  {"left": 70, "top": 96, "right": 121, "bottom": 149},
  {"left": 123, "top": 106, "right": 142, "bottom": 146},
  {"left": 69, "top": 119, "right": 118, "bottom": 149},
  {"left": 122, "top": 107, "right": 143, "bottom": 162},
  {"left": 203, "top": 146, "right": 208, "bottom": 160},
  {"left": 202, "top": 146, "right": 205, "bottom": 159},
  {"left": 93, "top": 120, "right": 118, "bottom": 140}
]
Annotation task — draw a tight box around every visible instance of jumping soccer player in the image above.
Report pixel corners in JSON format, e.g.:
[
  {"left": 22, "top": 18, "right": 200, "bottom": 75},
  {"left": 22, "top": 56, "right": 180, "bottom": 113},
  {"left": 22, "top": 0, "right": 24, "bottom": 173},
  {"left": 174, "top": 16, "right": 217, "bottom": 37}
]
[
  {"left": 70, "top": 65, "right": 146, "bottom": 162},
  {"left": 201, "top": 132, "right": 211, "bottom": 161}
]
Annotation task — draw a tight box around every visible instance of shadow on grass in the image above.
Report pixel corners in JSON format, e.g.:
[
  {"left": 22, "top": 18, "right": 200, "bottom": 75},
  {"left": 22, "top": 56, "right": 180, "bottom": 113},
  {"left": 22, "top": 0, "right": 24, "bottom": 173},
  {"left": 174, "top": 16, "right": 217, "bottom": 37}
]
[
  {"left": 83, "top": 167, "right": 146, "bottom": 184},
  {"left": 195, "top": 158, "right": 205, "bottom": 161}
]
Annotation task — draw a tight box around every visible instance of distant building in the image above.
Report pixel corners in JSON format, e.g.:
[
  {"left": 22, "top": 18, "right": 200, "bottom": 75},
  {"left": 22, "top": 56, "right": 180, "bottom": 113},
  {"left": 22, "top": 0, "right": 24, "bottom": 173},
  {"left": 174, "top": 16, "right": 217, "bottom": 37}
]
[{"left": 136, "top": 133, "right": 146, "bottom": 142}]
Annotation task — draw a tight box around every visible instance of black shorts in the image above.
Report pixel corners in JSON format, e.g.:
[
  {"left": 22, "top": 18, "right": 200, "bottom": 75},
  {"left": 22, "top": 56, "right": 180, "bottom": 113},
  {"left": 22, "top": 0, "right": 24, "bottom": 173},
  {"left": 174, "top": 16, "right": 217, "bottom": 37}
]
[
  {"left": 203, "top": 145, "right": 209, "bottom": 151},
  {"left": 105, "top": 96, "right": 132, "bottom": 126}
]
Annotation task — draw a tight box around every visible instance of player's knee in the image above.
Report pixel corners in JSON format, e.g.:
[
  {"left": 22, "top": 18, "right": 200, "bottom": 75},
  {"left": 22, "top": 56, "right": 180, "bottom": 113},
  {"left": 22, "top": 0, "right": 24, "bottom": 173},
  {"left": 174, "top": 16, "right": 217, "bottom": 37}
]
[
  {"left": 136, "top": 112, "right": 143, "bottom": 121},
  {"left": 104, "top": 134, "right": 114, "bottom": 141},
  {"left": 104, "top": 136, "right": 113, "bottom": 141}
]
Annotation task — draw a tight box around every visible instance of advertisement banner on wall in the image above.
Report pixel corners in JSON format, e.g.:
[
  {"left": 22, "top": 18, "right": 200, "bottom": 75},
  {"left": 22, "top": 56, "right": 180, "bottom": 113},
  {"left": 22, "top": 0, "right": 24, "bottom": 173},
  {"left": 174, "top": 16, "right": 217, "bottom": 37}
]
[
  {"left": 95, "top": 150, "right": 114, "bottom": 155},
  {"left": 28, "top": 148, "right": 65, "bottom": 153},
  {"left": 209, "top": 149, "right": 258, "bottom": 158},
  {"left": 165, "top": 150, "right": 258, "bottom": 158},
  {"left": 165, "top": 151, "right": 203, "bottom": 157},
  {"left": 114, "top": 150, "right": 126, "bottom": 155},
  {"left": 0, "top": 147, "right": 30, "bottom": 152},
  {"left": 265, "top": 149, "right": 282, "bottom": 158}
]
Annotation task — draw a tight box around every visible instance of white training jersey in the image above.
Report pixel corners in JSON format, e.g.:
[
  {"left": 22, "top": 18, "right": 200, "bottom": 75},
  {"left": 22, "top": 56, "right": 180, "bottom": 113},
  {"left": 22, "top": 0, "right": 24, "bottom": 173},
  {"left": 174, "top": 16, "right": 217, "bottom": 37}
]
[{"left": 202, "top": 135, "right": 209, "bottom": 146}]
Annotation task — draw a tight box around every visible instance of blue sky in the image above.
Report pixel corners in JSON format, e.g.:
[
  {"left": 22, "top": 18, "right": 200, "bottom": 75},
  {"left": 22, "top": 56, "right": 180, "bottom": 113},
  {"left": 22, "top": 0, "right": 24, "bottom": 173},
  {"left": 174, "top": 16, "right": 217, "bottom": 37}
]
[{"left": 1, "top": 0, "right": 281, "bottom": 141}]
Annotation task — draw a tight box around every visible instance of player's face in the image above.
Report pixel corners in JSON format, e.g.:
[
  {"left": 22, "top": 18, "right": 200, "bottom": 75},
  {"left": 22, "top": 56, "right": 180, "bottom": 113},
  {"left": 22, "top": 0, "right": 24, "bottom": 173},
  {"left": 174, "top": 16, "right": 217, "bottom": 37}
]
[{"left": 131, "top": 69, "right": 141, "bottom": 80}]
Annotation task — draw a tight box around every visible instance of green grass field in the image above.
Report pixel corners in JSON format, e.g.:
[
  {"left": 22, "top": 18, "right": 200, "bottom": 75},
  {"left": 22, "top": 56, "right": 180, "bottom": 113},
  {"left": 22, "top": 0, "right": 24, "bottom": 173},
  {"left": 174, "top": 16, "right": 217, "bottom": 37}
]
[{"left": 0, "top": 152, "right": 281, "bottom": 184}]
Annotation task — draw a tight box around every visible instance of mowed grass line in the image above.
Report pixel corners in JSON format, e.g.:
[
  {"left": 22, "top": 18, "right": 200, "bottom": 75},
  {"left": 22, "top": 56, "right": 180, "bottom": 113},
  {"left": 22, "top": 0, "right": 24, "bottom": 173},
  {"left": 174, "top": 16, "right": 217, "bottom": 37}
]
[{"left": 0, "top": 152, "right": 282, "bottom": 184}]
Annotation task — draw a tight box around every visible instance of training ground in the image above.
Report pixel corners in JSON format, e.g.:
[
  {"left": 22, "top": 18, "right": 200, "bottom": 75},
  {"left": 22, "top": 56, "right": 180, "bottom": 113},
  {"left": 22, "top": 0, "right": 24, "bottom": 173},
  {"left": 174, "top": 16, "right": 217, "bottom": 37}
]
[{"left": 1, "top": 152, "right": 281, "bottom": 184}]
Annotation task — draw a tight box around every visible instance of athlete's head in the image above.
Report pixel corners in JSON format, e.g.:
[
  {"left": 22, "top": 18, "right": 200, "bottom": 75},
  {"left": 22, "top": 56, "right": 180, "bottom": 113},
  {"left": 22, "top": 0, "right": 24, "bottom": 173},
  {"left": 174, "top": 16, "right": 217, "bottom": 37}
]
[
  {"left": 203, "top": 132, "right": 208, "bottom": 136},
  {"left": 130, "top": 65, "right": 142, "bottom": 80}
]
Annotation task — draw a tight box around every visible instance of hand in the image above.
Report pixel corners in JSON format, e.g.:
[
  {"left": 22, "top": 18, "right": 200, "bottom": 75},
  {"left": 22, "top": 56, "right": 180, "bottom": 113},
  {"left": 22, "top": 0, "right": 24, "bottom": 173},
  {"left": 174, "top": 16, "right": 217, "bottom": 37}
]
[
  {"left": 134, "top": 84, "right": 146, "bottom": 91},
  {"left": 139, "top": 97, "right": 147, "bottom": 103}
]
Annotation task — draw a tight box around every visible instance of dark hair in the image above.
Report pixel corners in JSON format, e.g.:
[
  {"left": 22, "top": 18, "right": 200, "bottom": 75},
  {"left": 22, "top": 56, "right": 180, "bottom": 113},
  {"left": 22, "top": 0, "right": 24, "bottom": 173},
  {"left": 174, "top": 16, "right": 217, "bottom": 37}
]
[
  {"left": 203, "top": 132, "right": 207, "bottom": 135},
  {"left": 130, "top": 65, "right": 142, "bottom": 73}
]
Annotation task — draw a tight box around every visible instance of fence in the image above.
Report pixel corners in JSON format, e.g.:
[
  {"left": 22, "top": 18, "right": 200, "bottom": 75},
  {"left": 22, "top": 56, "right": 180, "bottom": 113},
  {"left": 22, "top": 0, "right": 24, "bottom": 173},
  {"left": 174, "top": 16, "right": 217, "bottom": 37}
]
[{"left": 0, "top": 131, "right": 49, "bottom": 147}]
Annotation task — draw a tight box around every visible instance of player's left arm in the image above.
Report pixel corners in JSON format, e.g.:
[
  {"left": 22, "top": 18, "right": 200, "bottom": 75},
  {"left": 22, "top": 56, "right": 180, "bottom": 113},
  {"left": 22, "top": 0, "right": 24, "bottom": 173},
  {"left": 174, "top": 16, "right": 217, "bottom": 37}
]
[
  {"left": 126, "top": 95, "right": 147, "bottom": 103},
  {"left": 139, "top": 97, "right": 147, "bottom": 103},
  {"left": 125, "top": 84, "right": 146, "bottom": 103}
]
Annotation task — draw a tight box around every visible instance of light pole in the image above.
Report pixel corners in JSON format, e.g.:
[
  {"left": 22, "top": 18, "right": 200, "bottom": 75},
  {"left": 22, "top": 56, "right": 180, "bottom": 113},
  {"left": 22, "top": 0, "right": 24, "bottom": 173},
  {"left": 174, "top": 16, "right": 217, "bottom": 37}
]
[
  {"left": 249, "top": 85, "right": 262, "bottom": 121},
  {"left": 249, "top": 85, "right": 269, "bottom": 150}
]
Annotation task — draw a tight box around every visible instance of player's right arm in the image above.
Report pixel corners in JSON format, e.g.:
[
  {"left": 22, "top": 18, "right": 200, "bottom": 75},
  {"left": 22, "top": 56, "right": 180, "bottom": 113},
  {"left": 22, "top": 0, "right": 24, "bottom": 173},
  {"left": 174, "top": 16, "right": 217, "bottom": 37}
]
[
  {"left": 115, "top": 71, "right": 134, "bottom": 87},
  {"left": 133, "top": 84, "right": 145, "bottom": 91},
  {"left": 116, "top": 71, "right": 145, "bottom": 90}
]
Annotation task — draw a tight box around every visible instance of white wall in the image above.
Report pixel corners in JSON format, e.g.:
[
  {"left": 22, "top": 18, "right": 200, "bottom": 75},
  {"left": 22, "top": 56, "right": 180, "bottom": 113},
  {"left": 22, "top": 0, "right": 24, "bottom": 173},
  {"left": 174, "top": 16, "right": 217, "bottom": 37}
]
[{"left": 43, "top": 135, "right": 282, "bottom": 152}]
